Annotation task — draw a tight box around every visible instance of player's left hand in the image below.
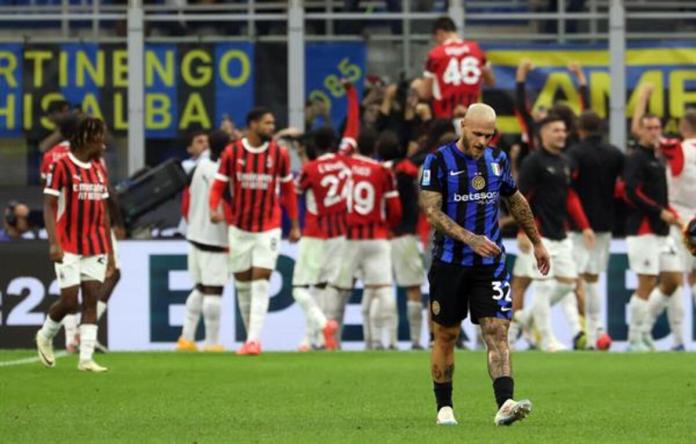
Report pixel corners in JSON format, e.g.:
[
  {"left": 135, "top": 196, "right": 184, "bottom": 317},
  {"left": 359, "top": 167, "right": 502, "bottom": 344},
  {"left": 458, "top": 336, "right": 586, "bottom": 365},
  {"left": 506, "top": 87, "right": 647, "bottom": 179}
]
[
  {"left": 210, "top": 210, "right": 225, "bottom": 224},
  {"left": 582, "top": 228, "right": 596, "bottom": 249},
  {"left": 533, "top": 242, "right": 551, "bottom": 276},
  {"left": 288, "top": 225, "right": 301, "bottom": 243},
  {"left": 106, "top": 253, "right": 116, "bottom": 279}
]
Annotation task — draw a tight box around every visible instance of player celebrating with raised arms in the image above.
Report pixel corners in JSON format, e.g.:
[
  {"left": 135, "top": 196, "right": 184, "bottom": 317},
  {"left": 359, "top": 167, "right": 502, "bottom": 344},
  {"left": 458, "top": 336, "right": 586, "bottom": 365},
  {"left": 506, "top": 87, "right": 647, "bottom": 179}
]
[
  {"left": 420, "top": 104, "right": 549, "bottom": 426},
  {"left": 35, "top": 117, "right": 115, "bottom": 372},
  {"left": 209, "top": 107, "right": 300, "bottom": 356}
]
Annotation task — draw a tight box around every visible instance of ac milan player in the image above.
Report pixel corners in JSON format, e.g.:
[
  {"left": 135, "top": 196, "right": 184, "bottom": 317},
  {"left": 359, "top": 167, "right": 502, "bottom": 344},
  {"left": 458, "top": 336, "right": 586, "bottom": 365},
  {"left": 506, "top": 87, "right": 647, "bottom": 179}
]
[
  {"left": 378, "top": 131, "right": 426, "bottom": 350},
  {"left": 293, "top": 83, "right": 359, "bottom": 351},
  {"left": 176, "top": 130, "right": 230, "bottom": 353},
  {"left": 326, "top": 129, "right": 402, "bottom": 350},
  {"left": 35, "top": 117, "right": 115, "bottom": 372},
  {"left": 420, "top": 16, "right": 494, "bottom": 119},
  {"left": 630, "top": 84, "right": 693, "bottom": 350},
  {"left": 209, "top": 107, "right": 300, "bottom": 356},
  {"left": 39, "top": 115, "right": 76, "bottom": 185}
]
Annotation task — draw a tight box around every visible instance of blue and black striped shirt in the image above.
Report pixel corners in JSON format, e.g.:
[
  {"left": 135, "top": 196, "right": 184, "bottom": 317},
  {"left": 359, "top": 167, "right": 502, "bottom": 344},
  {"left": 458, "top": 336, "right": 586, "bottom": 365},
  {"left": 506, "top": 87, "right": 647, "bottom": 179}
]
[{"left": 420, "top": 142, "right": 517, "bottom": 267}]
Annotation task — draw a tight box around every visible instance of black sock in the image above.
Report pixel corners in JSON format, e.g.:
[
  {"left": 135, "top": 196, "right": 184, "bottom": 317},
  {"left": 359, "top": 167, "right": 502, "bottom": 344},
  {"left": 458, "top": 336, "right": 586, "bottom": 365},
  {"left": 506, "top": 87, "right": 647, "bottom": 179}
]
[
  {"left": 433, "top": 381, "right": 453, "bottom": 412},
  {"left": 493, "top": 377, "right": 514, "bottom": 408}
]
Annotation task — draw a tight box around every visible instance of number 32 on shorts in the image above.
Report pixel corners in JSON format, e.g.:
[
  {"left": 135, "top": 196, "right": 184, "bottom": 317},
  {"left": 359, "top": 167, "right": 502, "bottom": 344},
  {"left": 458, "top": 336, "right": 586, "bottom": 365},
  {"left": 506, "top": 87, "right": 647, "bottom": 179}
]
[{"left": 491, "top": 281, "right": 511, "bottom": 303}]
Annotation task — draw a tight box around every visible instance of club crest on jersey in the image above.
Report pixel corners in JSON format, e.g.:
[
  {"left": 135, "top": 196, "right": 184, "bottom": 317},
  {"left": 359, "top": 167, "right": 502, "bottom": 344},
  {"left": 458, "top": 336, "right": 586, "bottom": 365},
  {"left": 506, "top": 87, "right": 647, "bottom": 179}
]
[
  {"left": 471, "top": 175, "right": 486, "bottom": 191},
  {"left": 490, "top": 162, "right": 501, "bottom": 176},
  {"left": 422, "top": 169, "right": 431, "bottom": 186}
]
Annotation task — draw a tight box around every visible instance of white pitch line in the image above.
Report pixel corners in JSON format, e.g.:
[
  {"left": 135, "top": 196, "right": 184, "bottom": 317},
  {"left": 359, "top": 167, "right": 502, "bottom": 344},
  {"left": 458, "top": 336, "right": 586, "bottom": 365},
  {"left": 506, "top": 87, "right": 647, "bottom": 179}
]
[{"left": 0, "top": 351, "right": 69, "bottom": 368}]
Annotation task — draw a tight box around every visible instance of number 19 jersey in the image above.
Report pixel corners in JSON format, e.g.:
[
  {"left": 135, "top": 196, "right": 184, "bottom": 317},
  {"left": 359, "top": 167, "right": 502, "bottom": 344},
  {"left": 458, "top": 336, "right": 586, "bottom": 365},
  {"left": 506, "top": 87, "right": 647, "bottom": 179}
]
[
  {"left": 345, "top": 154, "right": 399, "bottom": 240},
  {"left": 297, "top": 153, "right": 350, "bottom": 239},
  {"left": 424, "top": 39, "right": 487, "bottom": 119}
]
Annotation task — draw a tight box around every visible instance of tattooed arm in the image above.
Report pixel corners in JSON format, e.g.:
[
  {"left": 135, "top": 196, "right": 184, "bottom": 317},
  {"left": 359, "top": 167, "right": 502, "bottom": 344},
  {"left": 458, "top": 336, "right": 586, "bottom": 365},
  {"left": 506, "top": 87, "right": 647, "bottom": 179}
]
[
  {"left": 419, "top": 189, "right": 501, "bottom": 257},
  {"left": 503, "top": 190, "right": 550, "bottom": 275}
]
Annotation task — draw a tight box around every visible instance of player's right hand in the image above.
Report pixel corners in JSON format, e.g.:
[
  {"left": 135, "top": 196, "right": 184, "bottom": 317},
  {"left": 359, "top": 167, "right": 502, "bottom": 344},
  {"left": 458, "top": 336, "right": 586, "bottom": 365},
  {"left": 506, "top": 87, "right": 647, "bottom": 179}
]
[
  {"left": 210, "top": 210, "right": 225, "bottom": 224},
  {"left": 49, "top": 242, "right": 64, "bottom": 263},
  {"left": 533, "top": 242, "right": 551, "bottom": 276},
  {"left": 469, "top": 234, "right": 501, "bottom": 257}
]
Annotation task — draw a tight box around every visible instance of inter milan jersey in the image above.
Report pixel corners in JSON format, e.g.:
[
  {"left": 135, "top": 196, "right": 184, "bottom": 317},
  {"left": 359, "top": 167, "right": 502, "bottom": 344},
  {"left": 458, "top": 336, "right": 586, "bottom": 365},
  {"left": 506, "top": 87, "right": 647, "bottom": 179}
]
[
  {"left": 420, "top": 142, "right": 517, "bottom": 267},
  {"left": 43, "top": 152, "right": 111, "bottom": 256}
]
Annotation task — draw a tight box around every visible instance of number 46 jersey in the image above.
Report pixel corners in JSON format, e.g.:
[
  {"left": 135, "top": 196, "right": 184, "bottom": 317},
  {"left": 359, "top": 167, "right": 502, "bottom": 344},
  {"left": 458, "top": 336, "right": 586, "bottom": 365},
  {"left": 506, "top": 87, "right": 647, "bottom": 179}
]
[
  {"left": 297, "top": 153, "right": 351, "bottom": 239},
  {"left": 424, "top": 38, "right": 487, "bottom": 119}
]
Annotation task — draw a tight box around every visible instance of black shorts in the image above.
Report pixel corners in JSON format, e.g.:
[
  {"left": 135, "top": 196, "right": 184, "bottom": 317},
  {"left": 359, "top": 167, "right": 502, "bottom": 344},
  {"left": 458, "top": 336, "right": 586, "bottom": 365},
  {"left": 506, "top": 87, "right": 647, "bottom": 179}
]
[{"left": 427, "top": 260, "right": 512, "bottom": 326}]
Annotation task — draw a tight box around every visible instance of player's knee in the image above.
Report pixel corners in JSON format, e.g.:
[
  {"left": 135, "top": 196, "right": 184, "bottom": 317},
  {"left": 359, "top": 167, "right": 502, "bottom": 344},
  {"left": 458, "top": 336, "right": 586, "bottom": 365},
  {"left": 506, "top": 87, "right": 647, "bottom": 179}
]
[{"left": 434, "top": 325, "right": 459, "bottom": 346}]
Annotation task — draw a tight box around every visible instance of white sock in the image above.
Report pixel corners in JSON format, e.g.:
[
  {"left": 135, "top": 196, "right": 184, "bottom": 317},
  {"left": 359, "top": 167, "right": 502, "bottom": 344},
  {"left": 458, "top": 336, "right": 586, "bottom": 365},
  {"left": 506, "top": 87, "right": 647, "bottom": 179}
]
[
  {"left": 235, "top": 281, "right": 252, "bottom": 331},
  {"left": 247, "top": 279, "right": 270, "bottom": 342},
  {"left": 181, "top": 289, "right": 203, "bottom": 342},
  {"left": 63, "top": 314, "right": 79, "bottom": 346},
  {"left": 666, "top": 288, "right": 684, "bottom": 348},
  {"left": 96, "top": 301, "right": 107, "bottom": 322},
  {"left": 531, "top": 280, "right": 553, "bottom": 350},
  {"left": 549, "top": 281, "right": 575, "bottom": 306},
  {"left": 202, "top": 295, "right": 222, "bottom": 346},
  {"left": 646, "top": 286, "right": 670, "bottom": 330},
  {"left": 293, "top": 287, "right": 327, "bottom": 331},
  {"left": 368, "top": 290, "right": 382, "bottom": 348},
  {"left": 79, "top": 324, "right": 98, "bottom": 362},
  {"left": 376, "top": 287, "right": 397, "bottom": 347},
  {"left": 407, "top": 301, "right": 423, "bottom": 346},
  {"left": 560, "top": 292, "right": 582, "bottom": 337},
  {"left": 628, "top": 294, "right": 648, "bottom": 343},
  {"left": 312, "top": 286, "right": 326, "bottom": 314},
  {"left": 39, "top": 316, "right": 63, "bottom": 341},
  {"left": 585, "top": 281, "right": 601, "bottom": 346},
  {"left": 361, "top": 290, "right": 373, "bottom": 348}
]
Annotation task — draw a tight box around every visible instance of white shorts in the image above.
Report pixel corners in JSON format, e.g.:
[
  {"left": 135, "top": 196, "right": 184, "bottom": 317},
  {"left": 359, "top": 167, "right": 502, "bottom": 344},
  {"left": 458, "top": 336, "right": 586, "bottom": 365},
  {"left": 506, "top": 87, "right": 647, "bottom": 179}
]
[
  {"left": 391, "top": 235, "right": 424, "bottom": 287},
  {"left": 188, "top": 244, "right": 229, "bottom": 287},
  {"left": 512, "top": 249, "right": 535, "bottom": 278},
  {"left": 333, "top": 239, "right": 392, "bottom": 288},
  {"left": 55, "top": 252, "right": 107, "bottom": 289},
  {"left": 110, "top": 230, "right": 120, "bottom": 269},
  {"left": 293, "top": 236, "right": 346, "bottom": 286},
  {"left": 627, "top": 234, "right": 682, "bottom": 275},
  {"left": 228, "top": 226, "right": 281, "bottom": 274},
  {"left": 571, "top": 231, "right": 611, "bottom": 275},
  {"left": 530, "top": 237, "right": 577, "bottom": 280},
  {"left": 670, "top": 225, "right": 696, "bottom": 273}
]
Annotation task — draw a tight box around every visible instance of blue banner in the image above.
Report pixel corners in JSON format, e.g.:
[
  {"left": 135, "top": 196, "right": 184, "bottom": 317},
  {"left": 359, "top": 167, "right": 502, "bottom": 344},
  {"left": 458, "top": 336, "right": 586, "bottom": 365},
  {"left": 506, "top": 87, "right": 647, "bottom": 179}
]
[{"left": 305, "top": 42, "right": 366, "bottom": 130}]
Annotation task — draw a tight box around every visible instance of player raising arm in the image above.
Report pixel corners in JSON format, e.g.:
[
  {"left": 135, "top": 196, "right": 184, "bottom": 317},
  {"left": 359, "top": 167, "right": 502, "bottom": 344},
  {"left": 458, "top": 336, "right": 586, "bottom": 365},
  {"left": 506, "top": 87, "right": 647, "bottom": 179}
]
[
  {"left": 36, "top": 117, "right": 115, "bottom": 373},
  {"left": 419, "top": 104, "right": 549, "bottom": 427}
]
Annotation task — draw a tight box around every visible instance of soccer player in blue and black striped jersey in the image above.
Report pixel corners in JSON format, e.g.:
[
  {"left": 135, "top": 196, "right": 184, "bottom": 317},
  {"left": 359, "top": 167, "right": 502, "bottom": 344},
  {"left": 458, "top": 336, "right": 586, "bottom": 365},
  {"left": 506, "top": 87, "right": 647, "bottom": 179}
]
[{"left": 419, "top": 104, "right": 550, "bottom": 426}]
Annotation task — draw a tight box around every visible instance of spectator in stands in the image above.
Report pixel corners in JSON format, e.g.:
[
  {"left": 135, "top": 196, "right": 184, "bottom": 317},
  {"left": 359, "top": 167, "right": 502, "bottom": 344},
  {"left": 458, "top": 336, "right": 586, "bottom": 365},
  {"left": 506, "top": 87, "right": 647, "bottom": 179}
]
[
  {"left": 1, "top": 201, "right": 44, "bottom": 241},
  {"left": 220, "top": 114, "right": 243, "bottom": 141}
]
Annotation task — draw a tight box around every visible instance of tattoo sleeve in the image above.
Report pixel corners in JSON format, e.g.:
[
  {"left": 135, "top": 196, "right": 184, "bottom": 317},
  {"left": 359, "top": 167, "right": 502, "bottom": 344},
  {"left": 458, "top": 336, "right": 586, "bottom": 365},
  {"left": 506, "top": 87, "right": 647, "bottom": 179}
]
[
  {"left": 504, "top": 190, "right": 542, "bottom": 245},
  {"left": 419, "top": 190, "right": 474, "bottom": 244}
]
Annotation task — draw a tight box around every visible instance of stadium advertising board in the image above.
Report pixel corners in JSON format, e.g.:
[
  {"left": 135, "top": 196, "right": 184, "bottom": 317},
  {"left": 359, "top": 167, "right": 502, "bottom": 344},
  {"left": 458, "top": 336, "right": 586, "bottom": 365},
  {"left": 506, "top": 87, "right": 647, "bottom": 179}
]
[
  {"left": 1, "top": 41, "right": 693, "bottom": 138},
  {"left": 1, "top": 240, "right": 692, "bottom": 351}
]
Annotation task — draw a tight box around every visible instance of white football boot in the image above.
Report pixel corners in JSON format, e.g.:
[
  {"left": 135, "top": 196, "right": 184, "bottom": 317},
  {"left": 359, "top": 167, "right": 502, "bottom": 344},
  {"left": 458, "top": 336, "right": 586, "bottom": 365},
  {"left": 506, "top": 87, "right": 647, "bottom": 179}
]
[
  {"left": 35, "top": 332, "right": 55, "bottom": 368},
  {"left": 78, "top": 360, "right": 108, "bottom": 373},
  {"left": 494, "top": 399, "right": 532, "bottom": 426},
  {"left": 436, "top": 406, "right": 458, "bottom": 425}
]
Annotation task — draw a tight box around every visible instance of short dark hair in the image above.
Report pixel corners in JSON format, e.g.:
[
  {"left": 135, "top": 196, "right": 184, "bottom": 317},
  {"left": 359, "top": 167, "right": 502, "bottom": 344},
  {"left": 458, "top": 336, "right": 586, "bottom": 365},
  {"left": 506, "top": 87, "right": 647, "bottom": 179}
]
[
  {"left": 357, "top": 128, "right": 378, "bottom": 156},
  {"left": 58, "top": 113, "right": 80, "bottom": 141},
  {"left": 538, "top": 113, "right": 566, "bottom": 130},
  {"left": 578, "top": 110, "right": 603, "bottom": 134},
  {"left": 208, "top": 129, "right": 230, "bottom": 161},
  {"left": 312, "top": 127, "right": 337, "bottom": 154},
  {"left": 246, "top": 107, "right": 273, "bottom": 126},
  {"left": 47, "top": 100, "right": 70, "bottom": 115},
  {"left": 640, "top": 113, "right": 661, "bottom": 126},
  {"left": 376, "top": 131, "right": 403, "bottom": 161},
  {"left": 187, "top": 130, "right": 207, "bottom": 147},
  {"left": 432, "top": 16, "right": 457, "bottom": 33},
  {"left": 548, "top": 103, "right": 577, "bottom": 135}
]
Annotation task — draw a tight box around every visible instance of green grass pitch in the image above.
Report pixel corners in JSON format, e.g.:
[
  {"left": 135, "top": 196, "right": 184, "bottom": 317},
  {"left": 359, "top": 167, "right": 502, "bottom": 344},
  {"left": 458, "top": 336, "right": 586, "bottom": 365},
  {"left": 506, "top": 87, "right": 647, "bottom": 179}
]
[{"left": 1, "top": 350, "right": 694, "bottom": 443}]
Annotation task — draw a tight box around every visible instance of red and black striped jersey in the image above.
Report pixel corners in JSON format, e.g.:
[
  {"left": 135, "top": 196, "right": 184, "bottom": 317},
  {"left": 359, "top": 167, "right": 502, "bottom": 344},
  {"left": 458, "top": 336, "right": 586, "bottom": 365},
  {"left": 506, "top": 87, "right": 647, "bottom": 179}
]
[
  {"left": 345, "top": 154, "right": 400, "bottom": 240},
  {"left": 297, "top": 153, "right": 350, "bottom": 239},
  {"left": 40, "top": 141, "right": 70, "bottom": 181},
  {"left": 43, "top": 152, "right": 111, "bottom": 256},
  {"left": 215, "top": 138, "right": 293, "bottom": 232}
]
